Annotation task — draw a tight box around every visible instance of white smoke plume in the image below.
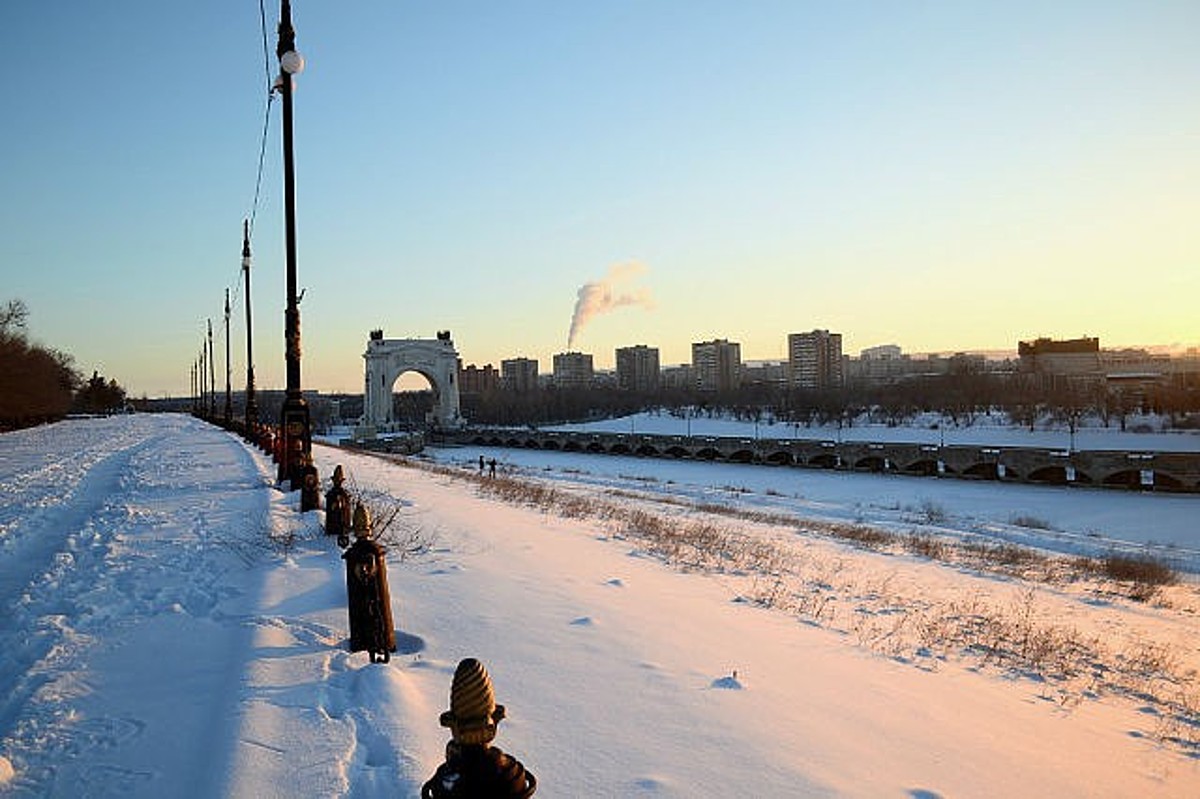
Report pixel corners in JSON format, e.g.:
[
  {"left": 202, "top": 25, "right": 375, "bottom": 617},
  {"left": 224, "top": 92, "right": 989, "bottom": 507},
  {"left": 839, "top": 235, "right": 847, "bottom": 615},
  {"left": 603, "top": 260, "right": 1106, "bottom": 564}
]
[{"left": 566, "top": 261, "right": 655, "bottom": 349}]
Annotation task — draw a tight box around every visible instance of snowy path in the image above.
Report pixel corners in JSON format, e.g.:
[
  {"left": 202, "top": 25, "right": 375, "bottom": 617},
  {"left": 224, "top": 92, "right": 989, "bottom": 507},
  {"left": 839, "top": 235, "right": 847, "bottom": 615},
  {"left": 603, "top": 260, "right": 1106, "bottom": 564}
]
[
  {"left": 1, "top": 415, "right": 1198, "bottom": 797},
  {"left": 0, "top": 416, "right": 272, "bottom": 796}
]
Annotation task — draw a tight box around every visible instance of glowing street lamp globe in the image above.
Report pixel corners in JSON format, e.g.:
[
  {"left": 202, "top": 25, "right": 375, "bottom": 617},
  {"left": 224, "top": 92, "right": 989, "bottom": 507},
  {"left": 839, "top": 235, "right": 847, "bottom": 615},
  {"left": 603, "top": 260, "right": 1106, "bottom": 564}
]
[{"left": 280, "top": 50, "right": 305, "bottom": 75}]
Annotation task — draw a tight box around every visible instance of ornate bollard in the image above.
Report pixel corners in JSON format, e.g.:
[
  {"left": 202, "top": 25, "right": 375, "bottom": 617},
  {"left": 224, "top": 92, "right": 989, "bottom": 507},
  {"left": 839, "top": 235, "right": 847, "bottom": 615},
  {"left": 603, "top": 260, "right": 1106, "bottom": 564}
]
[
  {"left": 299, "top": 454, "right": 321, "bottom": 511},
  {"left": 325, "top": 465, "right": 352, "bottom": 547},
  {"left": 422, "top": 658, "right": 537, "bottom": 798},
  {"left": 280, "top": 434, "right": 304, "bottom": 484},
  {"left": 342, "top": 503, "right": 396, "bottom": 663}
]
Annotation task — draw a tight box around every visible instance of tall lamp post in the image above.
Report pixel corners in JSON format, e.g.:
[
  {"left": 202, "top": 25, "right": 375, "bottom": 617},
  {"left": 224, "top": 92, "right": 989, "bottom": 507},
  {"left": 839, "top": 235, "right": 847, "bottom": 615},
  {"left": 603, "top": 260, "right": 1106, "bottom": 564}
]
[
  {"left": 197, "top": 349, "right": 203, "bottom": 416},
  {"left": 275, "top": 0, "right": 313, "bottom": 495},
  {"left": 224, "top": 288, "right": 233, "bottom": 426},
  {"left": 198, "top": 348, "right": 205, "bottom": 416},
  {"left": 242, "top": 220, "right": 258, "bottom": 433},
  {"left": 207, "top": 320, "right": 216, "bottom": 419}
]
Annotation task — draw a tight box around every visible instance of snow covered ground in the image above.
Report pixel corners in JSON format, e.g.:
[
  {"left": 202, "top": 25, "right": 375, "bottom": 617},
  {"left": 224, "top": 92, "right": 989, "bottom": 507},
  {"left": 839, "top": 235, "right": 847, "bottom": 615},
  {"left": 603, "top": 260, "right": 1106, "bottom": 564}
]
[
  {"left": 543, "top": 409, "right": 1200, "bottom": 452},
  {"left": 420, "top": 440, "right": 1200, "bottom": 571},
  {"left": 2, "top": 414, "right": 1199, "bottom": 797}
]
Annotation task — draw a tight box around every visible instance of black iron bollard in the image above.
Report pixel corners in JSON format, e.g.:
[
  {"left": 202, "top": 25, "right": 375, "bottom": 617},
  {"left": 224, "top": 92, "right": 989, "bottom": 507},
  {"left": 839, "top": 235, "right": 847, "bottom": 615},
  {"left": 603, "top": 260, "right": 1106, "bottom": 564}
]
[
  {"left": 299, "top": 456, "right": 320, "bottom": 511},
  {"left": 342, "top": 503, "right": 396, "bottom": 663},
  {"left": 421, "top": 658, "right": 537, "bottom": 798},
  {"left": 325, "top": 465, "right": 352, "bottom": 547}
]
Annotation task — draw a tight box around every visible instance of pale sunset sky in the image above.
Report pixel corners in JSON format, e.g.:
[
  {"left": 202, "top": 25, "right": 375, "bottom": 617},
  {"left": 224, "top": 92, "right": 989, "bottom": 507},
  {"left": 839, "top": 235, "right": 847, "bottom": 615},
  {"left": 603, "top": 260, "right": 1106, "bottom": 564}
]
[{"left": 1, "top": 1, "right": 1196, "bottom": 396}]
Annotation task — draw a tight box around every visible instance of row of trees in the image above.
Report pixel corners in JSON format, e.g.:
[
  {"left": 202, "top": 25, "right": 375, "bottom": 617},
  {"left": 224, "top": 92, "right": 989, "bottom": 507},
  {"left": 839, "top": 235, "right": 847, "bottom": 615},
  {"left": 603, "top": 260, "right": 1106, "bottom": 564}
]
[
  {"left": 0, "top": 300, "right": 127, "bottom": 431},
  {"left": 451, "top": 369, "right": 1200, "bottom": 431}
]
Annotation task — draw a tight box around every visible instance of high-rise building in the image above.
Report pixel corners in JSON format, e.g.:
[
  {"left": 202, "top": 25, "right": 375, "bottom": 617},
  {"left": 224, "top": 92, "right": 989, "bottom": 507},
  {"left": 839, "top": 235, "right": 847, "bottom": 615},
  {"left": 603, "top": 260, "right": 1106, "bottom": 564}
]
[
  {"left": 660, "top": 364, "right": 694, "bottom": 390},
  {"left": 691, "top": 339, "right": 742, "bottom": 392},
  {"left": 553, "top": 351, "right": 594, "bottom": 389},
  {"left": 500, "top": 357, "right": 539, "bottom": 392},
  {"left": 615, "top": 345, "right": 660, "bottom": 392},
  {"left": 788, "top": 330, "right": 844, "bottom": 389},
  {"left": 458, "top": 362, "right": 499, "bottom": 394}
]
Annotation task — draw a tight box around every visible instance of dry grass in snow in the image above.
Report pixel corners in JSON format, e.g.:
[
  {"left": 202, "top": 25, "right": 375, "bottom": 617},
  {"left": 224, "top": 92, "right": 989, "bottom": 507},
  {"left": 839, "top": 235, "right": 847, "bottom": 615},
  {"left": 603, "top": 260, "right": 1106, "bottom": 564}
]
[{"left": 382, "top": 454, "right": 1200, "bottom": 756}]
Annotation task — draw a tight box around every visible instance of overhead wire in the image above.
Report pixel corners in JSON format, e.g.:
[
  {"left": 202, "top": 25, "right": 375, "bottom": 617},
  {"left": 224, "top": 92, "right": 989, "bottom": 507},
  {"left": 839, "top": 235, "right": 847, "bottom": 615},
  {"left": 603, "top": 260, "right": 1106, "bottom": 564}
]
[
  {"left": 197, "top": 0, "right": 277, "bottom": 394},
  {"left": 227, "top": 0, "right": 277, "bottom": 315},
  {"left": 249, "top": 0, "right": 276, "bottom": 241}
]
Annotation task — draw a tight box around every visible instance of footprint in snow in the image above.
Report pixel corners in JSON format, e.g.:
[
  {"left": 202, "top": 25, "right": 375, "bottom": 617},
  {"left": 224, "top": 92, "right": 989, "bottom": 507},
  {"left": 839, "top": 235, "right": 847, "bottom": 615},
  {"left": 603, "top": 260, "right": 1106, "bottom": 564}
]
[
  {"left": 570, "top": 616, "right": 595, "bottom": 627},
  {"left": 604, "top": 578, "right": 624, "bottom": 587},
  {"left": 394, "top": 630, "right": 425, "bottom": 655},
  {"left": 631, "top": 775, "right": 672, "bottom": 792},
  {"left": 710, "top": 673, "right": 745, "bottom": 690},
  {"left": 408, "top": 657, "right": 459, "bottom": 675}
]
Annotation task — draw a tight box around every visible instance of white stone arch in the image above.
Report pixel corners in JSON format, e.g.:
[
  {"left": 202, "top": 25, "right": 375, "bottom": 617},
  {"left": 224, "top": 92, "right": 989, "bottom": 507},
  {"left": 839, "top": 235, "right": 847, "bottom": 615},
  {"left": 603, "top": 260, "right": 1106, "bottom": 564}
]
[{"left": 361, "top": 333, "right": 464, "bottom": 431}]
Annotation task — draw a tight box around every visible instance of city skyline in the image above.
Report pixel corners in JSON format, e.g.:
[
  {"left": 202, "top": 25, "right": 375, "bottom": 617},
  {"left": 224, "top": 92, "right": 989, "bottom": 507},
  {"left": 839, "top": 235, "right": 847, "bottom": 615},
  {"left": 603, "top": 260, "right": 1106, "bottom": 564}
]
[{"left": 2, "top": 2, "right": 1197, "bottom": 397}]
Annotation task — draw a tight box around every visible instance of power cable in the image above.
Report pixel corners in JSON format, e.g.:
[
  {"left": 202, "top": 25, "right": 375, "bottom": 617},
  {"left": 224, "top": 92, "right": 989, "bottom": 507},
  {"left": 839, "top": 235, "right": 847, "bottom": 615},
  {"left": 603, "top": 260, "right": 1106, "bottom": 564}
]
[{"left": 229, "top": 0, "right": 277, "bottom": 313}]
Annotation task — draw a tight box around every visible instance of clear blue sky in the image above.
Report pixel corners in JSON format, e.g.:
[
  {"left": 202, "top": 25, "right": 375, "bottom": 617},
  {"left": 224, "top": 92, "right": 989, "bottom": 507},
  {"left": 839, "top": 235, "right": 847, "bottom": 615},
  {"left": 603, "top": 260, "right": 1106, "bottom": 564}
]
[{"left": 2, "top": 1, "right": 1197, "bottom": 396}]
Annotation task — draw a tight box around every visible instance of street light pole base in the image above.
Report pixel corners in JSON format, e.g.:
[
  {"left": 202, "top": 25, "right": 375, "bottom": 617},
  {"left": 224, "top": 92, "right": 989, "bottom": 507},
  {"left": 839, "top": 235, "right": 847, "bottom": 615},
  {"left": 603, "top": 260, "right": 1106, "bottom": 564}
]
[{"left": 280, "top": 393, "right": 312, "bottom": 491}]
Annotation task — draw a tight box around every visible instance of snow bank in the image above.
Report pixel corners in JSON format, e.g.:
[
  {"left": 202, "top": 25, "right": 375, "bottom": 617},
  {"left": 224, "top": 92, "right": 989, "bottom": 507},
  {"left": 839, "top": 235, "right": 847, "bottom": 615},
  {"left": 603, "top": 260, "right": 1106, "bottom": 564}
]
[{"left": 1, "top": 415, "right": 1197, "bottom": 797}]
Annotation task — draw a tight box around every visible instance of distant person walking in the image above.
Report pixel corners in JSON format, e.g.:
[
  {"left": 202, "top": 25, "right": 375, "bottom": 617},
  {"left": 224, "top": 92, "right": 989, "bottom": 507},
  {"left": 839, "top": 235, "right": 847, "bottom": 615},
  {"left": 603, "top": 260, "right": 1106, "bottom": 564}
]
[
  {"left": 488, "top": 458, "right": 497, "bottom": 478},
  {"left": 479, "top": 455, "right": 485, "bottom": 475}
]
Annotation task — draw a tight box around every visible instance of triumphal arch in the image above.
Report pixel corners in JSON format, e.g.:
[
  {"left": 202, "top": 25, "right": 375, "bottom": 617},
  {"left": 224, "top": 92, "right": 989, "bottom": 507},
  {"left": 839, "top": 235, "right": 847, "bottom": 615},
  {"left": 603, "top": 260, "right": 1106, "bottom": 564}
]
[{"left": 360, "top": 329, "right": 464, "bottom": 432}]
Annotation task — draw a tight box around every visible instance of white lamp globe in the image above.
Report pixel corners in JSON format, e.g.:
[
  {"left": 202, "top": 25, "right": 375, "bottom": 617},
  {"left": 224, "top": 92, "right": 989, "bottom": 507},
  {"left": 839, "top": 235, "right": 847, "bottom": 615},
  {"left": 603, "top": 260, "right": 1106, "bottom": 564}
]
[{"left": 280, "top": 50, "right": 305, "bottom": 75}]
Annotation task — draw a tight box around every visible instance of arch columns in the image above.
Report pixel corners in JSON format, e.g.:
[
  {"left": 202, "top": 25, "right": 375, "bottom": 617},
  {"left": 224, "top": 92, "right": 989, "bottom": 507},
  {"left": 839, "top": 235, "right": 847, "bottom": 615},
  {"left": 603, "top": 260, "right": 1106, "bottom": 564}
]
[{"left": 361, "top": 333, "right": 464, "bottom": 432}]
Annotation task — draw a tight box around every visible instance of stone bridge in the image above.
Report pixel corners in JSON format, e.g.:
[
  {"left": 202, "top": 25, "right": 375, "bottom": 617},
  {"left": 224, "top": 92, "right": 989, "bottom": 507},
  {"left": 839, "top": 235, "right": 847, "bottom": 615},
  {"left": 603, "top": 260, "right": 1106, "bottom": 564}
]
[{"left": 444, "top": 428, "right": 1200, "bottom": 493}]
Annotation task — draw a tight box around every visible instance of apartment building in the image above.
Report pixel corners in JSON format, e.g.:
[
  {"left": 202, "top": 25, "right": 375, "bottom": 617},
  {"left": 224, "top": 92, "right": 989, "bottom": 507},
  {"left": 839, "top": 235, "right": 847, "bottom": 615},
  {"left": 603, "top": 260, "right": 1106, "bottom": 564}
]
[
  {"left": 500, "top": 357, "right": 539, "bottom": 392},
  {"left": 615, "top": 344, "right": 660, "bottom": 392},
  {"left": 553, "top": 351, "right": 594, "bottom": 389},
  {"left": 691, "top": 339, "right": 742, "bottom": 392},
  {"left": 788, "top": 329, "right": 843, "bottom": 389}
]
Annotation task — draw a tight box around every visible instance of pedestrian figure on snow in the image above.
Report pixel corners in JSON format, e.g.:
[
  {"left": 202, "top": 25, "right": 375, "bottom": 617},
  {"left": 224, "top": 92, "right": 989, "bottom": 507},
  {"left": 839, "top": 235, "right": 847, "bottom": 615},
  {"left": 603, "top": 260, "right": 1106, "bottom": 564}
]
[
  {"left": 342, "top": 502, "right": 396, "bottom": 663},
  {"left": 325, "top": 465, "right": 352, "bottom": 548},
  {"left": 422, "top": 658, "right": 536, "bottom": 798},
  {"left": 488, "top": 458, "right": 497, "bottom": 478},
  {"left": 478, "top": 455, "right": 485, "bottom": 475}
]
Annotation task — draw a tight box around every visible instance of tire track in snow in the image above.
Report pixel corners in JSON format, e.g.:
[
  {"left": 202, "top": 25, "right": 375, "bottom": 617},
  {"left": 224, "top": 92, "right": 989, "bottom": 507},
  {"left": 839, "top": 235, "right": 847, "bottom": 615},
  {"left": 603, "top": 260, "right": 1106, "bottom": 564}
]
[
  {"left": 0, "top": 417, "right": 275, "bottom": 796},
  {"left": 0, "top": 439, "right": 151, "bottom": 739}
]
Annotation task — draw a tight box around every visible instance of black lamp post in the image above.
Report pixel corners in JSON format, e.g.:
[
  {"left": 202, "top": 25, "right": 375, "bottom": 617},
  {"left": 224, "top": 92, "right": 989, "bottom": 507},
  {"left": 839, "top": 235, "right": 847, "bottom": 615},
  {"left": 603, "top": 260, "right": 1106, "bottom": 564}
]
[
  {"left": 202, "top": 345, "right": 208, "bottom": 416},
  {"left": 275, "top": 0, "right": 313, "bottom": 495},
  {"left": 207, "top": 316, "right": 217, "bottom": 417},
  {"left": 242, "top": 220, "right": 258, "bottom": 433},
  {"left": 224, "top": 288, "right": 233, "bottom": 426}
]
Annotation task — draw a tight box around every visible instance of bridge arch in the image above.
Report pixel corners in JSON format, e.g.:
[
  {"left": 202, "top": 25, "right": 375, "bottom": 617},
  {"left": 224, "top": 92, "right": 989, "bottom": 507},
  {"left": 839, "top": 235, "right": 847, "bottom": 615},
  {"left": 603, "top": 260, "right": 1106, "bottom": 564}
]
[
  {"left": 854, "top": 455, "right": 887, "bottom": 472},
  {"left": 903, "top": 458, "right": 943, "bottom": 476},
  {"left": 362, "top": 332, "right": 464, "bottom": 431},
  {"left": 1027, "top": 465, "right": 1093, "bottom": 485}
]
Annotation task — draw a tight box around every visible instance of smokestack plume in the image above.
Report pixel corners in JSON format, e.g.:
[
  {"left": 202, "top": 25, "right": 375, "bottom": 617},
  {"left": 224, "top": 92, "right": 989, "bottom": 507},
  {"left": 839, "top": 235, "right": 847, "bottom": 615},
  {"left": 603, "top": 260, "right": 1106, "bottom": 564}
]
[{"left": 567, "top": 261, "right": 654, "bottom": 349}]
